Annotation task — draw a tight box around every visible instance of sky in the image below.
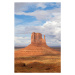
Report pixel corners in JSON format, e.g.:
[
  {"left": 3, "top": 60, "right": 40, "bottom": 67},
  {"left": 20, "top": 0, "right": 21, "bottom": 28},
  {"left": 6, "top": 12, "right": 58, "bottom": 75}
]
[{"left": 14, "top": 2, "right": 61, "bottom": 47}]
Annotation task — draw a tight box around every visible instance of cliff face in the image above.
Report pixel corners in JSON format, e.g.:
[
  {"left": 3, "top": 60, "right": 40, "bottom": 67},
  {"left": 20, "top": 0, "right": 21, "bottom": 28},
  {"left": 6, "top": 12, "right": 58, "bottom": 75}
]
[
  {"left": 31, "top": 32, "right": 46, "bottom": 45},
  {"left": 15, "top": 32, "right": 60, "bottom": 57}
]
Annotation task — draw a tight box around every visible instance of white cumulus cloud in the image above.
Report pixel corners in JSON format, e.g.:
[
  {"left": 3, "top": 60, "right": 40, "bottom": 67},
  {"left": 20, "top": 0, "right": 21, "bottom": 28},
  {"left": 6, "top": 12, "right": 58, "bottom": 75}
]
[
  {"left": 15, "top": 8, "right": 60, "bottom": 21},
  {"left": 15, "top": 36, "right": 31, "bottom": 46},
  {"left": 15, "top": 18, "right": 61, "bottom": 46}
]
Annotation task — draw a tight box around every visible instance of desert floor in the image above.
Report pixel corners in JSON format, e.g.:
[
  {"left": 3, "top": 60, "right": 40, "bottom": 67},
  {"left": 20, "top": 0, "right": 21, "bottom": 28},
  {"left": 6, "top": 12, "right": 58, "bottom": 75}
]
[{"left": 14, "top": 47, "right": 61, "bottom": 73}]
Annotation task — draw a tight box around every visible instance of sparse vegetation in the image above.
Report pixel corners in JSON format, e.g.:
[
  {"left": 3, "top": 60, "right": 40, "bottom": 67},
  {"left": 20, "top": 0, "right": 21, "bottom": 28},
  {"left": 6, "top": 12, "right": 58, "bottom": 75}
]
[{"left": 15, "top": 48, "right": 61, "bottom": 73}]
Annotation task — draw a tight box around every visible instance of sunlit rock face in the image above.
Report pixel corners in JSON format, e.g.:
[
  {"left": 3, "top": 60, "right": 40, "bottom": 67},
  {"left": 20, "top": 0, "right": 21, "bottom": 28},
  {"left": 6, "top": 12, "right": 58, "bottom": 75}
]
[
  {"left": 15, "top": 32, "right": 60, "bottom": 57},
  {"left": 31, "top": 32, "right": 46, "bottom": 46}
]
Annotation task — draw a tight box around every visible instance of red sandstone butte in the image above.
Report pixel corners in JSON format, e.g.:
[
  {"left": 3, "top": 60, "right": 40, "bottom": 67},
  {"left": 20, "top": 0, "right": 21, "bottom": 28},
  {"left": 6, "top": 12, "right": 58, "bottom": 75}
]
[{"left": 15, "top": 32, "right": 60, "bottom": 57}]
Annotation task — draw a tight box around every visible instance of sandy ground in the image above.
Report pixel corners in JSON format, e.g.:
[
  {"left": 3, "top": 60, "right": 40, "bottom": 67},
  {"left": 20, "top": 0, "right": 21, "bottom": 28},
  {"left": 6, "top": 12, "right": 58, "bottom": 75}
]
[{"left": 14, "top": 48, "right": 61, "bottom": 73}]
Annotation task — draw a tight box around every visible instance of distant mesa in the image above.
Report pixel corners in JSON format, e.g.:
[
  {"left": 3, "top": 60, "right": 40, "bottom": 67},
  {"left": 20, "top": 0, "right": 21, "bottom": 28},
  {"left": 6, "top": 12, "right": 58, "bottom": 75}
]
[{"left": 15, "top": 32, "right": 60, "bottom": 57}]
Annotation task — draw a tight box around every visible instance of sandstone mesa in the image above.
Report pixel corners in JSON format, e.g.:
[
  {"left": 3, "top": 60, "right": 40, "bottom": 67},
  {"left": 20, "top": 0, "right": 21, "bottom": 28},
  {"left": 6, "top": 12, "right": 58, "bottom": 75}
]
[{"left": 15, "top": 32, "right": 60, "bottom": 57}]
